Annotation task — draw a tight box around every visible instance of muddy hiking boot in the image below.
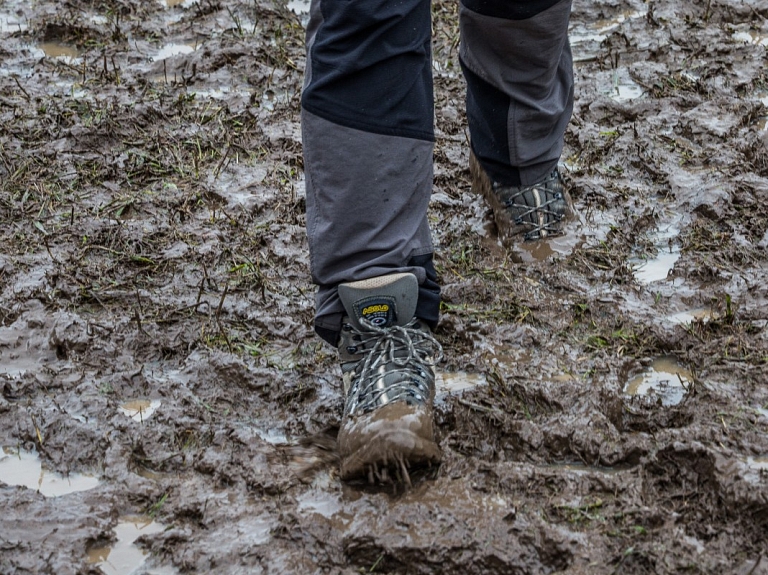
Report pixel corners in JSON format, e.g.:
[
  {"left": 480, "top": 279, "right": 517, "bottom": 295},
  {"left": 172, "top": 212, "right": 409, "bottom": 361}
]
[
  {"left": 470, "top": 151, "right": 573, "bottom": 242},
  {"left": 336, "top": 272, "right": 443, "bottom": 484}
]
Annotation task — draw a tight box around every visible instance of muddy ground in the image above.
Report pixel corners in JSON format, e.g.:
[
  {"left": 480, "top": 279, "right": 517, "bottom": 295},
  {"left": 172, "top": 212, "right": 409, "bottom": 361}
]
[{"left": 1, "top": 0, "right": 767, "bottom": 573}]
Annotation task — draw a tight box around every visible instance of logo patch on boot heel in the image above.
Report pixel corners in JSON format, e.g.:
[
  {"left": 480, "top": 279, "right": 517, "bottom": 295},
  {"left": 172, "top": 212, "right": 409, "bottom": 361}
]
[{"left": 355, "top": 296, "right": 397, "bottom": 327}]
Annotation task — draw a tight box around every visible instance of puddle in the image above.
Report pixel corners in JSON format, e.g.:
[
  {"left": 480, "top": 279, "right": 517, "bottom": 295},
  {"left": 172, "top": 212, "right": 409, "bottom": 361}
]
[
  {"left": 87, "top": 515, "right": 172, "bottom": 575},
  {"left": 631, "top": 215, "right": 683, "bottom": 284},
  {"left": 436, "top": 371, "right": 486, "bottom": 395},
  {"left": 0, "top": 1, "right": 27, "bottom": 33},
  {"left": 510, "top": 207, "right": 614, "bottom": 263},
  {"left": 544, "top": 462, "right": 628, "bottom": 475},
  {"left": 746, "top": 456, "right": 768, "bottom": 471},
  {"left": 254, "top": 427, "right": 289, "bottom": 445},
  {"left": 37, "top": 41, "right": 79, "bottom": 60},
  {"left": 624, "top": 357, "right": 692, "bottom": 406},
  {"left": 287, "top": 0, "right": 310, "bottom": 16},
  {"left": 607, "top": 68, "right": 644, "bottom": 102},
  {"left": 733, "top": 30, "right": 768, "bottom": 47},
  {"left": 665, "top": 307, "right": 715, "bottom": 326},
  {"left": 569, "top": 10, "right": 644, "bottom": 62},
  {"left": 512, "top": 232, "right": 582, "bottom": 263},
  {"left": 632, "top": 247, "right": 681, "bottom": 283},
  {"left": 119, "top": 399, "right": 162, "bottom": 422},
  {"left": 297, "top": 489, "right": 343, "bottom": 519},
  {"left": 0, "top": 447, "right": 100, "bottom": 497},
  {"left": 260, "top": 88, "right": 293, "bottom": 111},
  {"left": 152, "top": 44, "right": 195, "bottom": 61},
  {"left": 0, "top": 328, "right": 60, "bottom": 378}
]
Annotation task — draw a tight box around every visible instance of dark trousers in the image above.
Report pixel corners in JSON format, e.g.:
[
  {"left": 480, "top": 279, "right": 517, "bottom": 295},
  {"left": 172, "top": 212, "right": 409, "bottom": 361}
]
[{"left": 302, "top": 0, "right": 574, "bottom": 344}]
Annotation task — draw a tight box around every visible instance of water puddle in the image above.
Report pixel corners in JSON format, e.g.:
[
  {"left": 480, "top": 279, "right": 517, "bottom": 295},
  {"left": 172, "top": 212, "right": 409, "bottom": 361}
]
[
  {"left": 0, "top": 327, "right": 59, "bottom": 378},
  {"left": 632, "top": 247, "right": 680, "bottom": 283},
  {"left": 624, "top": 357, "right": 692, "bottom": 406},
  {"left": 254, "top": 427, "right": 289, "bottom": 445},
  {"left": 544, "top": 462, "right": 628, "bottom": 475},
  {"left": 119, "top": 399, "right": 162, "bottom": 422},
  {"left": 630, "top": 215, "right": 682, "bottom": 284},
  {"left": 511, "top": 207, "right": 614, "bottom": 263},
  {"left": 0, "top": 447, "right": 100, "bottom": 497},
  {"left": 287, "top": 0, "right": 310, "bottom": 16},
  {"left": 0, "top": 1, "right": 27, "bottom": 33},
  {"left": 436, "top": 371, "right": 486, "bottom": 395},
  {"left": 665, "top": 307, "right": 715, "bottom": 326},
  {"left": 746, "top": 456, "right": 768, "bottom": 471},
  {"left": 297, "top": 489, "right": 343, "bottom": 519},
  {"left": 260, "top": 88, "right": 293, "bottom": 111},
  {"left": 733, "top": 30, "right": 768, "bottom": 47},
  {"left": 37, "top": 41, "right": 79, "bottom": 60},
  {"left": 87, "top": 515, "right": 173, "bottom": 575},
  {"left": 607, "top": 68, "right": 644, "bottom": 102},
  {"left": 569, "top": 10, "right": 644, "bottom": 63},
  {"left": 152, "top": 44, "right": 195, "bottom": 61}
]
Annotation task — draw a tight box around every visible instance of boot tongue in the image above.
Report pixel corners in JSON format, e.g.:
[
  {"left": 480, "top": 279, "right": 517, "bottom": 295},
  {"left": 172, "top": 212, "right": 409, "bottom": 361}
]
[{"left": 338, "top": 273, "right": 419, "bottom": 331}]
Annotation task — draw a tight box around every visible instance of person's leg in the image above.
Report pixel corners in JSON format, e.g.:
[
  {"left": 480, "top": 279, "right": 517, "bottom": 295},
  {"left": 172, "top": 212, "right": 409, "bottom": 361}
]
[
  {"left": 460, "top": 0, "right": 574, "bottom": 240},
  {"left": 302, "top": 0, "right": 439, "bottom": 346},
  {"left": 301, "top": 0, "right": 442, "bottom": 480}
]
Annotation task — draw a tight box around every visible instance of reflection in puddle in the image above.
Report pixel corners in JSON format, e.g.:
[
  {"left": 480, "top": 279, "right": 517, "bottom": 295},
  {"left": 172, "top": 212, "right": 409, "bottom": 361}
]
[
  {"left": 152, "top": 44, "right": 195, "bottom": 61},
  {"left": 297, "top": 489, "right": 343, "bottom": 519},
  {"left": 0, "top": 1, "right": 27, "bottom": 34},
  {"left": 624, "top": 357, "right": 692, "bottom": 406},
  {"left": 119, "top": 399, "right": 162, "bottom": 422},
  {"left": 436, "top": 371, "right": 486, "bottom": 395},
  {"left": 38, "top": 41, "right": 79, "bottom": 59},
  {"left": 569, "top": 10, "right": 644, "bottom": 62},
  {"left": 0, "top": 326, "right": 60, "bottom": 378},
  {"left": 87, "top": 516, "right": 172, "bottom": 575},
  {"left": 287, "top": 0, "right": 310, "bottom": 16},
  {"left": 665, "top": 307, "right": 715, "bottom": 326},
  {"left": 632, "top": 246, "right": 680, "bottom": 284},
  {"left": 746, "top": 456, "right": 768, "bottom": 471},
  {"left": 544, "top": 462, "right": 627, "bottom": 475},
  {"left": 0, "top": 447, "right": 100, "bottom": 497},
  {"left": 733, "top": 30, "right": 768, "bottom": 47},
  {"left": 631, "top": 215, "right": 682, "bottom": 284},
  {"left": 608, "top": 69, "right": 644, "bottom": 102},
  {"left": 260, "top": 88, "right": 293, "bottom": 111},
  {"left": 254, "top": 427, "right": 289, "bottom": 445}
]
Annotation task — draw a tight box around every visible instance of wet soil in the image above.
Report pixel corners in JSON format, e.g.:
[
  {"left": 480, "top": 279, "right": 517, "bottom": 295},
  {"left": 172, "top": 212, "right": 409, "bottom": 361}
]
[{"left": 1, "top": 0, "right": 768, "bottom": 573}]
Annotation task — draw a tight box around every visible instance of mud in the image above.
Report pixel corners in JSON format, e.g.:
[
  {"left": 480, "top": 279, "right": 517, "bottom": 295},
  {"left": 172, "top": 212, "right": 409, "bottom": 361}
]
[{"left": 1, "top": 0, "right": 767, "bottom": 573}]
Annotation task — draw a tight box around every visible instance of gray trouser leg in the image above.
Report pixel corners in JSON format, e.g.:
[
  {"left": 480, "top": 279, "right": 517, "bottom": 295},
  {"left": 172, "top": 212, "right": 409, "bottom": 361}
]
[
  {"left": 460, "top": 0, "right": 574, "bottom": 186},
  {"left": 303, "top": 110, "right": 437, "bottom": 340},
  {"left": 301, "top": 0, "right": 439, "bottom": 344}
]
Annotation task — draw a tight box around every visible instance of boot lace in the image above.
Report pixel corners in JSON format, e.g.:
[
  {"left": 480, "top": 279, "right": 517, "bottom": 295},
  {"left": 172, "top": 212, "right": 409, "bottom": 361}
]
[{"left": 343, "top": 318, "right": 443, "bottom": 416}]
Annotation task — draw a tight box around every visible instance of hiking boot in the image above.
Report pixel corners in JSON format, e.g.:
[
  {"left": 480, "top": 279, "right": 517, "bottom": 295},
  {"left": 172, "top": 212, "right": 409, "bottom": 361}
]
[
  {"left": 336, "top": 272, "right": 442, "bottom": 483},
  {"left": 471, "top": 151, "right": 573, "bottom": 242}
]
